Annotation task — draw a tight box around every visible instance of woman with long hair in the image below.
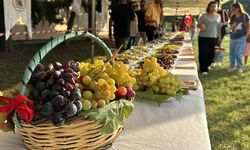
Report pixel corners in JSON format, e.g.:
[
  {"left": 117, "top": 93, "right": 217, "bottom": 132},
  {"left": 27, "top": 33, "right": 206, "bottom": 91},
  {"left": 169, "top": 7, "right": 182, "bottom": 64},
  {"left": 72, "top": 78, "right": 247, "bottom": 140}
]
[
  {"left": 198, "top": 1, "right": 221, "bottom": 74},
  {"left": 228, "top": 2, "right": 250, "bottom": 73}
]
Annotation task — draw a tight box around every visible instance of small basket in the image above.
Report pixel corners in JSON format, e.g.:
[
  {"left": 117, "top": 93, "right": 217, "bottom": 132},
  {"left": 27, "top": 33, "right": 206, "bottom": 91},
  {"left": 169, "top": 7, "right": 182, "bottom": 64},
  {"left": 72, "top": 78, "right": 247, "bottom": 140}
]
[{"left": 15, "top": 31, "right": 122, "bottom": 150}]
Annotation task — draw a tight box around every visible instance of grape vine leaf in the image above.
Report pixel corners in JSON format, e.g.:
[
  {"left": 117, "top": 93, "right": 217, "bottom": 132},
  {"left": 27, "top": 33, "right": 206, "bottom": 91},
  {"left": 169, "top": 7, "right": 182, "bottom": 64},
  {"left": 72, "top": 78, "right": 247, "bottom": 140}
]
[
  {"left": 136, "top": 88, "right": 170, "bottom": 106},
  {"left": 136, "top": 88, "right": 189, "bottom": 106},
  {"left": 78, "top": 99, "right": 133, "bottom": 134},
  {"left": 173, "top": 89, "right": 189, "bottom": 103}
]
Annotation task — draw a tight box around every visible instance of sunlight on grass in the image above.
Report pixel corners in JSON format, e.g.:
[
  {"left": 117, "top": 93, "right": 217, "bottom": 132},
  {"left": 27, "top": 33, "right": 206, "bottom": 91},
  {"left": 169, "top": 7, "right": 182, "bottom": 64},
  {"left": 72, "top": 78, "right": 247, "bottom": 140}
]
[{"left": 193, "top": 35, "right": 250, "bottom": 150}]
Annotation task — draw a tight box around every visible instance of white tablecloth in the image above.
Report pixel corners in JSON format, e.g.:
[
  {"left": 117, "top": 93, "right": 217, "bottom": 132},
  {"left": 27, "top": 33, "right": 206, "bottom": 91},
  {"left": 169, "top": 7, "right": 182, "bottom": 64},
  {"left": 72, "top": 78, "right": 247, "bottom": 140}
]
[
  {"left": 113, "top": 38, "right": 211, "bottom": 150},
  {"left": 113, "top": 86, "right": 211, "bottom": 150}
]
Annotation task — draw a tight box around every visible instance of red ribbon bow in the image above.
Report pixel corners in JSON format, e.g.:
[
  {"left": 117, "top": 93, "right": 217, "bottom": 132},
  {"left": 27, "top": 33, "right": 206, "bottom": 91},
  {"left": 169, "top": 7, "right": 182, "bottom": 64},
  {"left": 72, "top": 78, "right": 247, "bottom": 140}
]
[{"left": 0, "top": 95, "right": 35, "bottom": 123}]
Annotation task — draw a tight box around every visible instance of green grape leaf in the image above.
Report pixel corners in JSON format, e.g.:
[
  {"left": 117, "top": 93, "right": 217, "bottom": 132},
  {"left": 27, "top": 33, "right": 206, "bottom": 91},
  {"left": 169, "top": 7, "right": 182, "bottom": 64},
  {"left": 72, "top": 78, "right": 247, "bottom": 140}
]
[
  {"left": 136, "top": 88, "right": 171, "bottom": 106},
  {"left": 136, "top": 88, "right": 189, "bottom": 106},
  {"left": 173, "top": 89, "right": 189, "bottom": 103},
  {"left": 78, "top": 99, "right": 134, "bottom": 134}
]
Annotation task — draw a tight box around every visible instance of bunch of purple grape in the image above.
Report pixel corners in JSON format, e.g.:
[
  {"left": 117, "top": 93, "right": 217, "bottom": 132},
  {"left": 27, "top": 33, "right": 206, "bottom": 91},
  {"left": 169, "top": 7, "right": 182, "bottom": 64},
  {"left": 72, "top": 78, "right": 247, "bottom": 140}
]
[
  {"left": 156, "top": 55, "right": 176, "bottom": 69},
  {"left": 28, "top": 60, "right": 83, "bottom": 126},
  {"left": 160, "top": 50, "right": 179, "bottom": 55}
]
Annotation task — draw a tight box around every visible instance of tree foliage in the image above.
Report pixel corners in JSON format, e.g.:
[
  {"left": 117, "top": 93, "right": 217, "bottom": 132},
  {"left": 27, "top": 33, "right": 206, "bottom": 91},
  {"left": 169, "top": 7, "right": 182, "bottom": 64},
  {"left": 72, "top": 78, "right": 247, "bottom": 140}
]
[{"left": 32, "top": 0, "right": 102, "bottom": 27}]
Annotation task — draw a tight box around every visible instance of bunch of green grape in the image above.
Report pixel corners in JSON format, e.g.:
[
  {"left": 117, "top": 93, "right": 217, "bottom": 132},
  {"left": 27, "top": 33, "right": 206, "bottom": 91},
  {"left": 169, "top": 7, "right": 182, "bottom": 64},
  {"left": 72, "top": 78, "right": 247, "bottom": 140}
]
[
  {"left": 133, "top": 57, "right": 166, "bottom": 91},
  {"left": 105, "top": 61, "right": 136, "bottom": 87},
  {"left": 152, "top": 73, "right": 183, "bottom": 96},
  {"left": 79, "top": 60, "right": 136, "bottom": 110}
]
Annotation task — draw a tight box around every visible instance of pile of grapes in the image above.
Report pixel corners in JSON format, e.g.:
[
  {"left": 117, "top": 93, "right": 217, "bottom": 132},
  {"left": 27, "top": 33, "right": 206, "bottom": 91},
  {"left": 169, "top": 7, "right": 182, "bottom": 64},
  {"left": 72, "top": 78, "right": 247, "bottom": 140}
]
[
  {"left": 156, "top": 54, "right": 177, "bottom": 69},
  {"left": 133, "top": 57, "right": 166, "bottom": 91},
  {"left": 134, "top": 57, "right": 183, "bottom": 97},
  {"left": 157, "top": 44, "right": 181, "bottom": 54},
  {"left": 137, "top": 55, "right": 177, "bottom": 70},
  {"left": 78, "top": 60, "right": 136, "bottom": 110},
  {"left": 27, "top": 60, "right": 136, "bottom": 127},
  {"left": 152, "top": 74, "right": 183, "bottom": 96},
  {"left": 26, "top": 60, "right": 136, "bottom": 126},
  {"left": 29, "top": 61, "right": 82, "bottom": 126},
  {"left": 173, "top": 33, "right": 185, "bottom": 41}
]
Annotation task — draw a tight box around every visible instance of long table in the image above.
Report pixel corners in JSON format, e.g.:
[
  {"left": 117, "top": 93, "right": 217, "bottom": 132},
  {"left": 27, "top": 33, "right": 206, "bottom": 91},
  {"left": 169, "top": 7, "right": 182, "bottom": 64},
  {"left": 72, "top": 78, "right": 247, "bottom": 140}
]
[
  {"left": 0, "top": 36, "right": 211, "bottom": 150},
  {"left": 112, "top": 38, "right": 212, "bottom": 150}
]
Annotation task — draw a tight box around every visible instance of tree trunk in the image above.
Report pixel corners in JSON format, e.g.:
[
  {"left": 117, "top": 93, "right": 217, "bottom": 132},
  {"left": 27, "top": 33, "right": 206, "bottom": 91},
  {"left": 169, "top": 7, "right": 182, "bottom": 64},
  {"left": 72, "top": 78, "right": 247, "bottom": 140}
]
[{"left": 0, "top": 0, "right": 5, "bottom": 52}]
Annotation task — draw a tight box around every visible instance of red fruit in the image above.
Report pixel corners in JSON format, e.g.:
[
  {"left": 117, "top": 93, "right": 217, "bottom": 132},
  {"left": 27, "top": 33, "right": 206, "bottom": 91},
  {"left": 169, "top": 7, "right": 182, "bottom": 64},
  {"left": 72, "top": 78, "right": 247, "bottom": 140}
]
[
  {"left": 126, "top": 89, "right": 135, "bottom": 98},
  {"left": 125, "top": 85, "right": 132, "bottom": 90},
  {"left": 117, "top": 87, "right": 127, "bottom": 97}
]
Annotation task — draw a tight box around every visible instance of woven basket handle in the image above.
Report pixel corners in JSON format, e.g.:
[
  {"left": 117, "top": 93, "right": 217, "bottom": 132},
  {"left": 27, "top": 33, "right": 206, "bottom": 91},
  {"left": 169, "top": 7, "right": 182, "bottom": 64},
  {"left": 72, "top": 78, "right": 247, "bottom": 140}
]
[{"left": 19, "top": 31, "right": 112, "bottom": 95}]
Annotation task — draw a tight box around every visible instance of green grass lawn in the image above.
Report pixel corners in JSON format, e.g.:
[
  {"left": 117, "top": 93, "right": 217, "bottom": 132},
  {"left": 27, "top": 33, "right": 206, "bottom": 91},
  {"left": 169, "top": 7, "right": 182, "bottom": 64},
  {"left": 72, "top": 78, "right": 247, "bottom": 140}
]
[
  {"left": 193, "top": 35, "right": 250, "bottom": 150},
  {"left": 1, "top": 35, "right": 250, "bottom": 149}
]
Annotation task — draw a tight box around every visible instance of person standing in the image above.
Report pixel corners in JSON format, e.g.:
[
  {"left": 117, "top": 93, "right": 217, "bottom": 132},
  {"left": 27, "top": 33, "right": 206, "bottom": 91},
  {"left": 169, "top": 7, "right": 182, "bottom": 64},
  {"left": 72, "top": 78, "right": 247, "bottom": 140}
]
[
  {"left": 144, "top": 0, "right": 163, "bottom": 42},
  {"left": 109, "top": 0, "right": 135, "bottom": 51},
  {"left": 228, "top": 2, "right": 250, "bottom": 73},
  {"left": 127, "top": 1, "right": 139, "bottom": 49},
  {"left": 172, "top": 18, "right": 179, "bottom": 32},
  {"left": 198, "top": 1, "right": 221, "bottom": 75},
  {"left": 136, "top": 0, "right": 147, "bottom": 44},
  {"left": 180, "top": 16, "right": 190, "bottom": 32}
]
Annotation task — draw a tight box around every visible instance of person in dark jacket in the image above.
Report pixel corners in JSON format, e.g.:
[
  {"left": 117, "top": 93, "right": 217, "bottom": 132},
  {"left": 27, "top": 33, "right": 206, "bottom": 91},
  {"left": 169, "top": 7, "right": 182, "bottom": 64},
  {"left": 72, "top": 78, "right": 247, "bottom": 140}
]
[
  {"left": 109, "top": 0, "right": 135, "bottom": 51},
  {"left": 136, "top": 0, "right": 147, "bottom": 44}
]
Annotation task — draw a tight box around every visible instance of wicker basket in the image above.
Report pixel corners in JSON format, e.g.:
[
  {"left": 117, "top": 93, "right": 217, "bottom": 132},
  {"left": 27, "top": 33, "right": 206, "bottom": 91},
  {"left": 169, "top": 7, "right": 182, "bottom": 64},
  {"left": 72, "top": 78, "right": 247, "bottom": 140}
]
[
  {"left": 15, "top": 31, "right": 123, "bottom": 150},
  {"left": 19, "top": 119, "right": 122, "bottom": 150}
]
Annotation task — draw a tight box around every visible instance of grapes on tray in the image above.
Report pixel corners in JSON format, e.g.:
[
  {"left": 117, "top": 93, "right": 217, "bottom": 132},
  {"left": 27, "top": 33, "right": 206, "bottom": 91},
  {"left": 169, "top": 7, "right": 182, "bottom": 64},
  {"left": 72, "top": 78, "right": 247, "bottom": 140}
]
[
  {"left": 137, "top": 55, "right": 176, "bottom": 70},
  {"left": 157, "top": 44, "right": 181, "bottom": 54}
]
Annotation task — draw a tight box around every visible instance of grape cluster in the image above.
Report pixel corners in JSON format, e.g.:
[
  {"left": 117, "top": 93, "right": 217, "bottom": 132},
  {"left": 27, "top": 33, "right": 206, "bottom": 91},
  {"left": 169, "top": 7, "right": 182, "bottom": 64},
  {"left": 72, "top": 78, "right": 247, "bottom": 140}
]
[
  {"left": 28, "top": 61, "right": 82, "bottom": 126},
  {"left": 105, "top": 61, "right": 136, "bottom": 87},
  {"left": 158, "top": 44, "right": 181, "bottom": 54},
  {"left": 79, "top": 60, "right": 136, "bottom": 109},
  {"left": 152, "top": 73, "right": 183, "bottom": 96},
  {"left": 156, "top": 54, "right": 176, "bottom": 69},
  {"left": 137, "top": 54, "right": 177, "bottom": 70},
  {"left": 133, "top": 57, "right": 166, "bottom": 91}
]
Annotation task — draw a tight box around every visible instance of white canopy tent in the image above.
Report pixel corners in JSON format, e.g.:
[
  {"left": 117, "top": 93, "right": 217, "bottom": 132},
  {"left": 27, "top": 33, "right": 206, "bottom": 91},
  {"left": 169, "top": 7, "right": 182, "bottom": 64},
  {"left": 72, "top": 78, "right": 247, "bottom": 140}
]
[{"left": 144, "top": 0, "right": 233, "bottom": 16}]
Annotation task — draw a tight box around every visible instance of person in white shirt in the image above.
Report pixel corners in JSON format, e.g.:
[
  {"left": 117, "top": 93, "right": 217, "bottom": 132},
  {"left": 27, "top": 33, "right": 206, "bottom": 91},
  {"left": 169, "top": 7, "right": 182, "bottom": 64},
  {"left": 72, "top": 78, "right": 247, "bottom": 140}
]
[{"left": 127, "top": 1, "right": 139, "bottom": 49}]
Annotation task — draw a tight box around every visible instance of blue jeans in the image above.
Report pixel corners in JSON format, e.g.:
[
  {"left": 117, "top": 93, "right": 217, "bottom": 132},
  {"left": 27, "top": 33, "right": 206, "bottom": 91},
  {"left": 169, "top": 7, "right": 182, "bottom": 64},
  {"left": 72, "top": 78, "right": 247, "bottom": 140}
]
[{"left": 230, "top": 36, "right": 247, "bottom": 69}]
